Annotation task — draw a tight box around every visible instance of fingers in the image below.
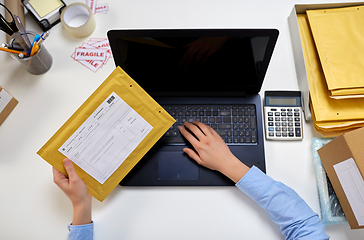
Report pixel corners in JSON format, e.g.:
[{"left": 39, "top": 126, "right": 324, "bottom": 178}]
[
  {"left": 63, "top": 158, "right": 78, "bottom": 180},
  {"left": 52, "top": 167, "right": 63, "bottom": 182},
  {"left": 179, "top": 124, "right": 199, "bottom": 145},
  {"left": 183, "top": 148, "right": 202, "bottom": 165},
  {"left": 53, "top": 166, "right": 69, "bottom": 190},
  {"left": 183, "top": 121, "right": 211, "bottom": 139},
  {"left": 192, "top": 121, "right": 213, "bottom": 136}
]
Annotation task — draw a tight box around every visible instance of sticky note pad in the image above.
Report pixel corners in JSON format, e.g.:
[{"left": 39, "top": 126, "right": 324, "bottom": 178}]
[{"left": 29, "top": 0, "right": 64, "bottom": 18}]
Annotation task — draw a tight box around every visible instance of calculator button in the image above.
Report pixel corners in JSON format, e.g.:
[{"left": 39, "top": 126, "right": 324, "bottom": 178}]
[
  {"left": 265, "top": 106, "right": 303, "bottom": 140},
  {"left": 295, "top": 128, "right": 301, "bottom": 137}
]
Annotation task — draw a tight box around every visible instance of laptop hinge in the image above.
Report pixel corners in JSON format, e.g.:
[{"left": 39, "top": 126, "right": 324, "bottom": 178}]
[{"left": 151, "top": 91, "right": 247, "bottom": 98}]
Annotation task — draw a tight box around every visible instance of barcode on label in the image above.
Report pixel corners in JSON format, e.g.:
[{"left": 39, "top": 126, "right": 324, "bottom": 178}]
[{"left": 107, "top": 96, "right": 115, "bottom": 104}]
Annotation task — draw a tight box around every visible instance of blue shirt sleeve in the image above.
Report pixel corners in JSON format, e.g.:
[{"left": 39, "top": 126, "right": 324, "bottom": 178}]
[
  {"left": 236, "top": 166, "right": 329, "bottom": 240},
  {"left": 68, "top": 222, "right": 94, "bottom": 240}
]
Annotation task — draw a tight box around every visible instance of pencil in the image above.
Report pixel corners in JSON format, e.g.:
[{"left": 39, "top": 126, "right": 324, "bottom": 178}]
[
  {"left": 0, "top": 46, "right": 28, "bottom": 56},
  {"left": 30, "top": 44, "right": 39, "bottom": 56}
]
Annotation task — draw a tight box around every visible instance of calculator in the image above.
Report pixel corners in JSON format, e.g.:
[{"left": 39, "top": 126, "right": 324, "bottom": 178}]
[{"left": 264, "top": 91, "right": 303, "bottom": 140}]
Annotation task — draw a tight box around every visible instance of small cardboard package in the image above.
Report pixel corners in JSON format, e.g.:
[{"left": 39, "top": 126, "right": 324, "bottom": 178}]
[
  {"left": 0, "top": 87, "right": 18, "bottom": 126},
  {"left": 318, "top": 127, "right": 364, "bottom": 229}
]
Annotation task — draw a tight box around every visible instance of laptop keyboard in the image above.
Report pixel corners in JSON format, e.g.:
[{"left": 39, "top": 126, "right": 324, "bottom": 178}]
[{"left": 161, "top": 104, "right": 258, "bottom": 145}]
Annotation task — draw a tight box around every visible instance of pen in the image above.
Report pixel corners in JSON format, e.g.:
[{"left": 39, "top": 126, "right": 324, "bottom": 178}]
[
  {"left": 29, "top": 43, "right": 39, "bottom": 56},
  {"left": 36, "top": 31, "right": 50, "bottom": 45},
  {"left": 2, "top": 43, "right": 23, "bottom": 51},
  {"left": 0, "top": 46, "right": 28, "bottom": 56},
  {"left": 28, "top": 35, "right": 40, "bottom": 56}
]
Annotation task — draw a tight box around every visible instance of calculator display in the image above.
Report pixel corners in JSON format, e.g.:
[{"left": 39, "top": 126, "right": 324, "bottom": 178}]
[{"left": 268, "top": 97, "right": 297, "bottom": 106}]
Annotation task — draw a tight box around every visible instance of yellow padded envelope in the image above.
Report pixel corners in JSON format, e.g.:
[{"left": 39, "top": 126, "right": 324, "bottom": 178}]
[
  {"left": 297, "top": 14, "right": 364, "bottom": 130},
  {"left": 307, "top": 6, "right": 364, "bottom": 98},
  {"left": 38, "top": 67, "right": 175, "bottom": 201}
]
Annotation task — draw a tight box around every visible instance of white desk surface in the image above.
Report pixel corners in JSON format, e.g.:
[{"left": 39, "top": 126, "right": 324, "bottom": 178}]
[{"left": 1, "top": 0, "right": 363, "bottom": 239}]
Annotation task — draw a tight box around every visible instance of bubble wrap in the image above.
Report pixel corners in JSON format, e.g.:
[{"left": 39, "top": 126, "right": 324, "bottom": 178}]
[{"left": 312, "top": 137, "right": 347, "bottom": 225}]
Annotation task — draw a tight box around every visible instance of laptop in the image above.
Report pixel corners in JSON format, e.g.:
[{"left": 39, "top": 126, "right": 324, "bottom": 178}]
[{"left": 107, "top": 29, "right": 279, "bottom": 186}]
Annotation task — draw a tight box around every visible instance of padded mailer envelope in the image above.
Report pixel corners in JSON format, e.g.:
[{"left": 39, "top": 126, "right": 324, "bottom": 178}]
[
  {"left": 38, "top": 67, "right": 175, "bottom": 201},
  {"left": 307, "top": 6, "right": 364, "bottom": 98},
  {"left": 297, "top": 14, "right": 364, "bottom": 129}
]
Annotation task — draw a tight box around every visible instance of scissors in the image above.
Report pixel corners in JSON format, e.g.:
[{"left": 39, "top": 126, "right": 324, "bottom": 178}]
[
  {"left": 0, "top": 3, "right": 19, "bottom": 36},
  {"left": 0, "top": 3, "right": 32, "bottom": 52}
]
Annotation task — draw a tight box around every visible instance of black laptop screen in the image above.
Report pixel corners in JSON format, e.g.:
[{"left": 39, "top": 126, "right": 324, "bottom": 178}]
[{"left": 108, "top": 29, "right": 278, "bottom": 96}]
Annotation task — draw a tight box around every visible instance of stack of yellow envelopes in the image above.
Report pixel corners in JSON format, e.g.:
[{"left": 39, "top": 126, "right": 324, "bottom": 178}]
[{"left": 297, "top": 7, "right": 364, "bottom": 136}]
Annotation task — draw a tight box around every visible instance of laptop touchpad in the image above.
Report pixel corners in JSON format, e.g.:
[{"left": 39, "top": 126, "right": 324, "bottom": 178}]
[{"left": 158, "top": 151, "right": 199, "bottom": 180}]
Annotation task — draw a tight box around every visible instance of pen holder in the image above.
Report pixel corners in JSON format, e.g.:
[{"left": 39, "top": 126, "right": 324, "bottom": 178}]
[{"left": 9, "top": 31, "right": 53, "bottom": 75}]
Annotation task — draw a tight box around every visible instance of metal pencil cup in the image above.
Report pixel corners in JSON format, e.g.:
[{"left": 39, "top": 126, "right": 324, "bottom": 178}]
[{"left": 9, "top": 31, "right": 53, "bottom": 75}]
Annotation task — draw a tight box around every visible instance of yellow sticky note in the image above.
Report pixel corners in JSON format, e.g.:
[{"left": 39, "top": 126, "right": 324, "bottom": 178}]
[
  {"left": 29, "top": 0, "right": 63, "bottom": 18},
  {"left": 38, "top": 67, "right": 175, "bottom": 201}
]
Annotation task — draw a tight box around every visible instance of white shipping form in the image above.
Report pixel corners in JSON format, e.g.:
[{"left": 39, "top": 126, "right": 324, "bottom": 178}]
[
  {"left": 334, "top": 158, "right": 364, "bottom": 226},
  {"left": 0, "top": 89, "right": 12, "bottom": 113},
  {"left": 59, "top": 92, "right": 153, "bottom": 184}
]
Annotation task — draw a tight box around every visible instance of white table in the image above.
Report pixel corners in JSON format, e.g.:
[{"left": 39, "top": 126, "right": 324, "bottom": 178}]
[{"left": 1, "top": 0, "right": 363, "bottom": 239}]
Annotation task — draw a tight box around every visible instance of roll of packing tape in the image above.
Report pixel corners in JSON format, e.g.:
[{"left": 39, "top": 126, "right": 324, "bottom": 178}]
[{"left": 61, "top": 3, "right": 96, "bottom": 38}]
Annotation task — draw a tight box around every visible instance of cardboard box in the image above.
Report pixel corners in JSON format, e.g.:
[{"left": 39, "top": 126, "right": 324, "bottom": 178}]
[
  {"left": 0, "top": 87, "right": 18, "bottom": 126},
  {"left": 318, "top": 127, "right": 364, "bottom": 229},
  {"left": 288, "top": 2, "right": 364, "bottom": 121}
]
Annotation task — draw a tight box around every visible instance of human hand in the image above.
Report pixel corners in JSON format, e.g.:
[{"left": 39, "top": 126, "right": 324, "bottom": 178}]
[
  {"left": 179, "top": 121, "right": 250, "bottom": 183},
  {"left": 53, "top": 158, "right": 92, "bottom": 225}
]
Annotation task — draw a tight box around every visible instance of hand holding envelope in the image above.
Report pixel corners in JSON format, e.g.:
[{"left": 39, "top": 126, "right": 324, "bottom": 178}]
[{"left": 38, "top": 67, "right": 175, "bottom": 201}]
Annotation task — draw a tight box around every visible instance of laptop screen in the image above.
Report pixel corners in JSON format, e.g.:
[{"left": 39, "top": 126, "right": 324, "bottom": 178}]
[{"left": 108, "top": 29, "right": 278, "bottom": 96}]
